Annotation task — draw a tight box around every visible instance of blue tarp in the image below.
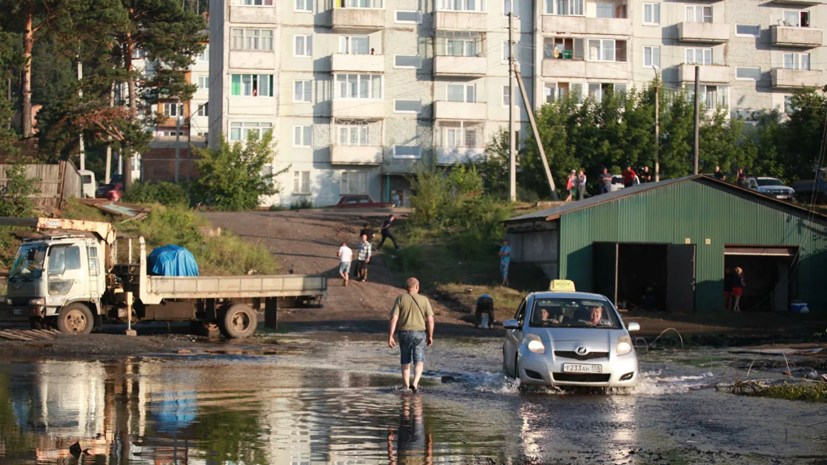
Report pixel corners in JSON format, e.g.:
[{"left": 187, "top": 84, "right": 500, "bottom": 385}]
[{"left": 147, "top": 245, "right": 199, "bottom": 276}]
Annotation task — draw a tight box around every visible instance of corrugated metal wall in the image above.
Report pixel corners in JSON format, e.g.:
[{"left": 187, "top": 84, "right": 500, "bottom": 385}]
[{"left": 559, "top": 179, "right": 827, "bottom": 311}]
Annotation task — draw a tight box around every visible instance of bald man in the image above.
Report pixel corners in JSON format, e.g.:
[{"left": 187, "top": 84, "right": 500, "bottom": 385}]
[{"left": 388, "top": 277, "right": 435, "bottom": 393}]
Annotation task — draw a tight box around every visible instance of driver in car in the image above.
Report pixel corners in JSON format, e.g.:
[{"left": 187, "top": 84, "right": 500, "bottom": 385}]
[
  {"left": 587, "top": 306, "right": 604, "bottom": 326},
  {"left": 539, "top": 308, "right": 564, "bottom": 324}
]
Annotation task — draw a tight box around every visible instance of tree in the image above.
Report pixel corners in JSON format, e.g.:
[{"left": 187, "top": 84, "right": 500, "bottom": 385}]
[
  {"left": 0, "top": 27, "right": 23, "bottom": 155},
  {"left": 0, "top": 163, "right": 40, "bottom": 217},
  {"left": 191, "top": 131, "right": 286, "bottom": 211}
]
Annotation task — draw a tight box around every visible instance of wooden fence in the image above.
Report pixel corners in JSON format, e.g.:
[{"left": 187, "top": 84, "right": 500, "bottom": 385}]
[{"left": 0, "top": 161, "right": 82, "bottom": 210}]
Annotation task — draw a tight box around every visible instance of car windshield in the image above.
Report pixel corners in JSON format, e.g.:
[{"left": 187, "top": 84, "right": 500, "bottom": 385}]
[
  {"left": 529, "top": 297, "right": 621, "bottom": 329},
  {"left": 9, "top": 243, "right": 47, "bottom": 281},
  {"left": 757, "top": 179, "right": 784, "bottom": 187}
]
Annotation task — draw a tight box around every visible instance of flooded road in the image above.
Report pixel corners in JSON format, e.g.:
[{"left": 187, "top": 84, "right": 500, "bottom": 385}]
[{"left": 1, "top": 335, "right": 825, "bottom": 464}]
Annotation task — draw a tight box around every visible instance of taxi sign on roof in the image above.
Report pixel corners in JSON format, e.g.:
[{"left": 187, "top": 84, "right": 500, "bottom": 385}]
[{"left": 549, "top": 280, "right": 576, "bottom": 292}]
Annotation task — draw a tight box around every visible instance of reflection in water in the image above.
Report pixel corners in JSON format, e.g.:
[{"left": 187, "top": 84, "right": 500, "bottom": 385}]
[{"left": 388, "top": 395, "right": 432, "bottom": 465}]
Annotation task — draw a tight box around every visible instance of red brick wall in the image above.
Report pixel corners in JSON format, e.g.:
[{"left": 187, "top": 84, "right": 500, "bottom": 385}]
[{"left": 142, "top": 148, "right": 201, "bottom": 183}]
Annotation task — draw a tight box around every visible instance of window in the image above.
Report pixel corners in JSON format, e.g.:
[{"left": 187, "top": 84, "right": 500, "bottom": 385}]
[
  {"left": 685, "top": 5, "right": 712, "bottom": 23},
  {"left": 440, "top": 121, "right": 482, "bottom": 148},
  {"left": 544, "top": 37, "right": 585, "bottom": 59},
  {"left": 437, "top": 0, "right": 485, "bottom": 13},
  {"left": 163, "top": 103, "right": 184, "bottom": 117},
  {"left": 395, "top": 55, "right": 422, "bottom": 68},
  {"left": 197, "top": 75, "right": 209, "bottom": 89},
  {"left": 736, "top": 67, "right": 761, "bottom": 80},
  {"left": 394, "top": 100, "right": 422, "bottom": 113},
  {"left": 231, "top": 29, "right": 274, "bottom": 51},
  {"left": 87, "top": 246, "right": 98, "bottom": 277},
  {"left": 295, "top": 0, "right": 311, "bottom": 11},
  {"left": 48, "top": 246, "right": 81, "bottom": 275},
  {"left": 335, "top": 74, "right": 383, "bottom": 99},
  {"left": 504, "top": 0, "right": 517, "bottom": 15},
  {"left": 341, "top": 0, "right": 384, "bottom": 7},
  {"left": 435, "top": 31, "right": 482, "bottom": 57},
  {"left": 294, "top": 80, "right": 312, "bottom": 102},
  {"left": 502, "top": 41, "right": 520, "bottom": 61},
  {"left": 132, "top": 48, "right": 147, "bottom": 59},
  {"left": 447, "top": 83, "right": 476, "bottom": 102},
  {"left": 596, "top": 3, "right": 615, "bottom": 18},
  {"left": 293, "top": 125, "right": 312, "bottom": 147},
  {"left": 196, "top": 45, "right": 209, "bottom": 62},
  {"left": 337, "top": 123, "right": 369, "bottom": 146},
  {"left": 589, "top": 39, "right": 615, "bottom": 62},
  {"left": 502, "top": 86, "right": 511, "bottom": 106},
  {"left": 231, "top": 74, "right": 274, "bottom": 97},
  {"left": 736, "top": 25, "right": 760, "bottom": 37},
  {"left": 229, "top": 122, "right": 273, "bottom": 141},
  {"left": 686, "top": 84, "right": 728, "bottom": 109},
  {"left": 341, "top": 171, "right": 368, "bottom": 195},
  {"left": 685, "top": 48, "right": 713, "bottom": 65},
  {"left": 588, "top": 83, "right": 626, "bottom": 103},
  {"left": 549, "top": 0, "right": 584, "bottom": 16},
  {"left": 393, "top": 145, "right": 421, "bottom": 159},
  {"left": 294, "top": 35, "right": 313, "bottom": 57},
  {"left": 643, "top": 3, "right": 660, "bottom": 25},
  {"left": 644, "top": 46, "right": 660, "bottom": 68},
  {"left": 197, "top": 103, "right": 208, "bottom": 117},
  {"left": 396, "top": 10, "right": 421, "bottom": 23},
  {"left": 783, "top": 10, "right": 809, "bottom": 28},
  {"left": 545, "top": 82, "right": 569, "bottom": 103},
  {"left": 340, "top": 36, "right": 370, "bottom": 55},
  {"left": 784, "top": 52, "right": 810, "bottom": 70},
  {"left": 293, "top": 171, "right": 311, "bottom": 194},
  {"left": 238, "top": 0, "right": 273, "bottom": 5}
]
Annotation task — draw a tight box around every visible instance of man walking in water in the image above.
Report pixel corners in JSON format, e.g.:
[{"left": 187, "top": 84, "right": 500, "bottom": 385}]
[{"left": 388, "top": 277, "right": 435, "bottom": 393}]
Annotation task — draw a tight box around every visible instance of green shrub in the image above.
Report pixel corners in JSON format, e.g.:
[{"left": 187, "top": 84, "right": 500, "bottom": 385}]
[
  {"left": 122, "top": 181, "right": 190, "bottom": 206},
  {"left": 290, "top": 198, "right": 313, "bottom": 210},
  {"left": 269, "top": 204, "right": 287, "bottom": 211},
  {"left": 0, "top": 163, "right": 39, "bottom": 217}
]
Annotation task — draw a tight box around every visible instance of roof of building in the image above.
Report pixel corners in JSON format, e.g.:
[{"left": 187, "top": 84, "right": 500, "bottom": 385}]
[{"left": 505, "top": 175, "right": 827, "bottom": 223}]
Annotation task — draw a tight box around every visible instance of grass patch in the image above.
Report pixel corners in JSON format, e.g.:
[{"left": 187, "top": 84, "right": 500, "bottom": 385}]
[{"left": 748, "top": 383, "right": 827, "bottom": 403}]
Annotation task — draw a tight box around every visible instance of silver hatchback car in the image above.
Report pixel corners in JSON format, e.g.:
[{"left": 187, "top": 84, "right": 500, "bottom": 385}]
[{"left": 503, "top": 290, "right": 640, "bottom": 388}]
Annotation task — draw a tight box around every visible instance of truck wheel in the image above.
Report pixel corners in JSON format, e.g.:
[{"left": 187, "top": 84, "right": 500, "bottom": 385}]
[
  {"left": 221, "top": 304, "right": 257, "bottom": 339},
  {"left": 57, "top": 303, "right": 94, "bottom": 335}
]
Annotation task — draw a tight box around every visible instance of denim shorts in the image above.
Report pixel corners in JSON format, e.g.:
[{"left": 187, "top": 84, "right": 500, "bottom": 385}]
[
  {"left": 339, "top": 261, "right": 351, "bottom": 274},
  {"left": 398, "top": 330, "right": 427, "bottom": 365}
]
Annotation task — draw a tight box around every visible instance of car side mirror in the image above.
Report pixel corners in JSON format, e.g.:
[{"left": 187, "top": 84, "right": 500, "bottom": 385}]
[
  {"left": 503, "top": 319, "right": 521, "bottom": 330},
  {"left": 627, "top": 322, "right": 640, "bottom": 332}
]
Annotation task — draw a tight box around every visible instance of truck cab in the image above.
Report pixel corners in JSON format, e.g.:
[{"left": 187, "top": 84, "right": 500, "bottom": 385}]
[
  {"left": 78, "top": 170, "right": 97, "bottom": 198},
  {"left": 3, "top": 235, "right": 105, "bottom": 333}
]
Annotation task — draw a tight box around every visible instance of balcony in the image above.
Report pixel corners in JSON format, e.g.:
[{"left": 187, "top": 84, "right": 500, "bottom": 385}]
[
  {"left": 434, "top": 11, "right": 487, "bottom": 32},
  {"left": 542, "top": 16, "right": 631, "bottom": 36},
  {"left": 331, "top": 8, "right": 385, "bottom": 31},
  {"left": 436, "top": 147, "right": 485, "bottom": 165},
  {"left": 229, "top": 5, "right": 276, "bottom": 24},
  {"left": 331, "top": 54, "right": 384, "bottom": 73},
  {"left": 434, "top": 101, "right": 487, "bottom": 120},
  {"left": 772, "top": 68, "right": 824, "bottom": 88},
  {"left": 771, "top": 26, "right": 823, "bottom": 47},
  {"left": 433, "top": 55, "right": 487, "bottom": 77},
  {"left": 229, "top": 51, "right": 276, "bottom": 70},
  {"left": 678, "top": 22, "right": 730, "bottom": 43},
  {"left": 331, "top": 145, "right": 383, "bottom": 165},
  {"left": 679, "top": 64, "right": 731, "bottom": 83},
  {"left": 542, "top": 59, "right": 630, "bottom": 81},
  {"left": 331, "top": 100, "right": 384, "bottom": 119},
  {"left": 769, "top": 0, "right": 824, "bottom": 4}
]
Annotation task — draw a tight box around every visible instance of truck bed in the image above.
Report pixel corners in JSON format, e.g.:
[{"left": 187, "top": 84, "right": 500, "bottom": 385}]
[{"left": 147, "top": 274, "right": 327, "bottom": 299}]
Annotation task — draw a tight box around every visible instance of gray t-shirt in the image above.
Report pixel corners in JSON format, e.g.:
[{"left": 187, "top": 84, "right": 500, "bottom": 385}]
[{"left": 599, "top": 173, "right": 612, "bottom": 187}]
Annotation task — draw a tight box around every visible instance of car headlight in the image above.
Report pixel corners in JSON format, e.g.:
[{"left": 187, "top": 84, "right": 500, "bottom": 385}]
[
  {"left": 523, "top": 334, "right": 546, "bottom": 354},
  {"left": 617, "top": 335, "right": 633, "bottom": 355}
]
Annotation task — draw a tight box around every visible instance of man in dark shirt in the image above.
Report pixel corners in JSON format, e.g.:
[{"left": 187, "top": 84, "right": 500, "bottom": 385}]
[
  {"left": 598, "top": 168, "right": 612, "bottom": 194},
  {"left": 714, "top": 166, "right": 726, "bottom": 181},
  {"left": 639, "top": 166, "right": 652, "bottom": 183},
  {"left": 360, "top": 223, "right": 375, "bottom": 242},
  {"left": 378, "top": 214, "right": 400, "bottom": 250}
]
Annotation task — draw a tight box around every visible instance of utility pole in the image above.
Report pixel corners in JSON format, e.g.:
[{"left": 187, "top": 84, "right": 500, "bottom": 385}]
[
  {"left": 653, "top": 67, "right": 660, "bottom": 182},
  {"left": 514, "top": 64, "right": 558, "bottom": 200},
  {"left": 105, "top": 82, "right": 114, "bottom": 184},
  {"left": 77, "top": 56, "right": 85, "bottom": 171},
  {"left": 693, "top": 65, "right": 700, "bottom": 175},
  {"left": 508, "top": 9, "right": 517, "bottom": 202},
  {"left": 174, "top": 101, "right": 182, "bottom": 183}
]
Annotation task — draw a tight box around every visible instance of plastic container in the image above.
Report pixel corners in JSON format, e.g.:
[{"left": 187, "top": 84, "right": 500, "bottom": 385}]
[
  {"left": 563, "top": 50, "right": 573, "bottom": 59},
  {"left": 791, "top": 303, "right": 809, "bottom": 314}
]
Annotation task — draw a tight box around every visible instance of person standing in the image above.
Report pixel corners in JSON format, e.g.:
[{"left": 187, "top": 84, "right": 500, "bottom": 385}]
[
  {"left": 388, "top": 277, "right": 435, "bottom": 393},
  {"left": 337, "top": 241, "right": 353, "bottom": 287},
  {"left": 354, "top": 234, "right": 372, "bottom": 282},
  {"left": 565, "top": 170, "right": 576, "bottom": 202},
  {"left": 576, "top": 169, "right": 587, "bottom": 200},
  {"left": 391, "top": 191, "right": 401, "bottom": 208},
  {"left": 736, "top": 168, "right": 747, "bottom": 186},
  {"left": 639, "top": 166, "right": 652, "bottom": 183},
  {"left": 622, "top": 165, "right": 637, "bottom": 188},
  {"left": 360, "top": 223, "right": 375, "bottom": 243},
  {"left": 499, "top": 239, "right": 511, "bottom": 287},
  {"left": 714, "top": 166, "right": 726, "bottom": 181},
  {"left": 732, "top": 267, "right": 745, "bottom": 312},
  {"left": 378, "top": 214, "right": 401, "bottom": 250},
  {"left": 598, "top": 168, "right": 612, "bottom": 194}
]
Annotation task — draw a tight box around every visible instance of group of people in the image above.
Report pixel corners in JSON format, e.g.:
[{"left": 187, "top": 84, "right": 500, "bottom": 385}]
[
  {"left": 568, "top": 165, "right": 656, "bottom": 201},
  {"left": 337, "top": 214, "right": 401, "bottom": 286},
  {"left": 714, "top": 166, "right": 748, "bottom": 186},
  {"left": 724, "top": 266, "right": 746, "bottom": 312}
]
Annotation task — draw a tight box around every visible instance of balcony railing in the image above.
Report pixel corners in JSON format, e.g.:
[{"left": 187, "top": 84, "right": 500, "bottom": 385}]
[
  {"left": 678, "top": 22, "right": 730, "bottom": 43},
  {"left": 771, "top": 25, "right": 823, "bottom": 47}
]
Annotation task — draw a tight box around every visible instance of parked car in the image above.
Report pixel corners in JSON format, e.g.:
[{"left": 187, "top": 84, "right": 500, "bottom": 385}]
[
  {"left": 611, "top": 175, "right": 626, "bottom": 192},
  {"left": 334, "top": 195, "right": 392, "bottom": 208},
  {"left": 502, "top": 285, "right": 640, "bottom": 388},
  {"left": 745, "top": 177, "right": 795, "bottom": 201},
  {"left": 95, "top": 183, "right": 123, "bottom": 201},
  {"left": 792, "top": 168, "right": 827, "bottom": 203}
]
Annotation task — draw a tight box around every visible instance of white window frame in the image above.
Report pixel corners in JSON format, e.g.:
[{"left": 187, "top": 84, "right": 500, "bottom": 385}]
[
  {"left": 685, "top": 5, "right": 712, "bottom": 23},
  {"left": 502, "top": 85, "right": 511, "bottom": 106},
  {"left": 231, "top": 29, "right": 274, "bottom": 51},
  {"left": 229, "top": 122, "right": 273, "bottom": 141},
  {"left": 337, "top": 124, "right": 370, "bottom": 146},
  {"left": 643, "top": 46, "right": 660, "bottom": 68},
  {"left": 294, "top": 35, "right": 313, "bottom": 57},
  {"left": 394, "top": 55, "right": 422, "bottom": 69},
  {"left": 595, "top": 2, "right": 615, "bottom": 19},
  {"left": 294, "top": 80, "right": 312, "bottom": 102},
  {"left": 196, "top": 45, "right": 209, "bottom": 62},
  {"left": 393, "top": 145, "right": 422, "bottom": 159},
  {"left": 686, "top": 84, "right": 729, "bottom": 109},
  {"left": 735, "top": 25, "right": 761, "bottom": 37},
  {"left": 588, "top": 39, "right": 616, "bottom": 62},
  {"left": 340, "top": 36, "right": 370, "bottom": 55},
  {"left": 784, "top": 52, "right": 810, "bottom": 70},
  {"left": 643, "top": 3, "right": 660, "bottom": 25},
  {"left": 437, "top": 0, "right": 485, "bottom": 13},
  {"left": 550, "top": 0, "right": 584, "bottom": 16},
  {"left": 235, "top": 0, "right": 274, "bottom": 5},
  {"left": 735, "top": 67, "right": 761, "bottom": 81},
  {"left": 197, "top": 75, "right": 209, "bottom": 89},
  {"left": 685, "top": 48, "right": 713, "bottom": 65},
  {"left": 230, "top": 74, "right": 274, "bottom": 97},
  {"left": 395, "top": 10, "right": 422, "bottom": 24},
  {"left": 340, "top": 171, "right": 369, "bottom": 195},
  {"left": 162, "top": 102, "right": 184, "bottom": 117},
  {"left": 334, "top": 74, "right": 384, "bottom": 100},
  {"left": 340, "top": 0, "right": 385, "bottom": 8},
  {"left": 783, "top": 10, "right": 805, "bottom": 28},
  {"left": 443, "top": 121, "right": 481, "bottom": 148},
  {"left": 447, "top": 83, "right": 476, "bottom": 103},
  {"left": 196, "top": 103, "right": 208, "bottom": 117},
  {"left": 503, "top": 0, "right": 518, "bottom": 16},
  {"left": 293, "top": 125, "right": 312, "bottom": 148},
  {"left": 293, "top": 171, "right": 311, "bottom": 195},
  {"left": 393, "top": 100, "right": 422, "bottom": 114},
  {"left": 295, "top": 0, "right": 311, "bottom": 12},
  {"left": 436, "top": 31, "right": 482, "bottom": 57}
]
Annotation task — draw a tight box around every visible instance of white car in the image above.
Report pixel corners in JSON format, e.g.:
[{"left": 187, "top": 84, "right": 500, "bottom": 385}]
[
  {"left": 503, "top": 288, "right": 640, "bottom": 388},
  {"left": 746, "top": 177, "right": 795, "bottom": 200}
]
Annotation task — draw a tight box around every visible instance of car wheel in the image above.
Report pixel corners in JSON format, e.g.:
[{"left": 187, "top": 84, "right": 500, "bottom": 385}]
[
  {"left": 221, "top": 303, "right": 258, "bottom": 339},
  {"left": 513, "top": 354, "right": 520, "bottom": 379},
  {"left": 57, "top": 303, "right": 94, "bottom": 335}
]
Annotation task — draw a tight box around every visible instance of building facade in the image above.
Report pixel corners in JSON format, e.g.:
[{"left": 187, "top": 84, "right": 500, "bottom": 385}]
[{"left": 209, "top": 0, "right": 826, "bottom": 207}]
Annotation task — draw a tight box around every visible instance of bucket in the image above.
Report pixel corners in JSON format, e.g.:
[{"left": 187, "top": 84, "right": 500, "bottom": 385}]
[
  {"left": 791, "top": 303, "right": 809, "bottom": 314},
  {"left": 563, "top": 50, "right": 573, "bottom": 59}
]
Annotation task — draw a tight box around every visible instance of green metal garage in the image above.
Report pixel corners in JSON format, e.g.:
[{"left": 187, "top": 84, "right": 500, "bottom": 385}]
[{"left": 504, "top": 175, "right": 827, "bottom": 312}]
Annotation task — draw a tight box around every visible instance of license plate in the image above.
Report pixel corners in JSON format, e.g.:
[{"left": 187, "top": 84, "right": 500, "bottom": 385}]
[
  {"left": 563, "top": 363, "right": 602, "bottom": 374},
  {"left": 12, "top": 309, "right": 22, "bottom": 316}
]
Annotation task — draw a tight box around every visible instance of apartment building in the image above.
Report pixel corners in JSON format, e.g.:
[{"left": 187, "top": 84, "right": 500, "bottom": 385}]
[{"left": 209, "top": 0, "right": 534, "bottom": 207}]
